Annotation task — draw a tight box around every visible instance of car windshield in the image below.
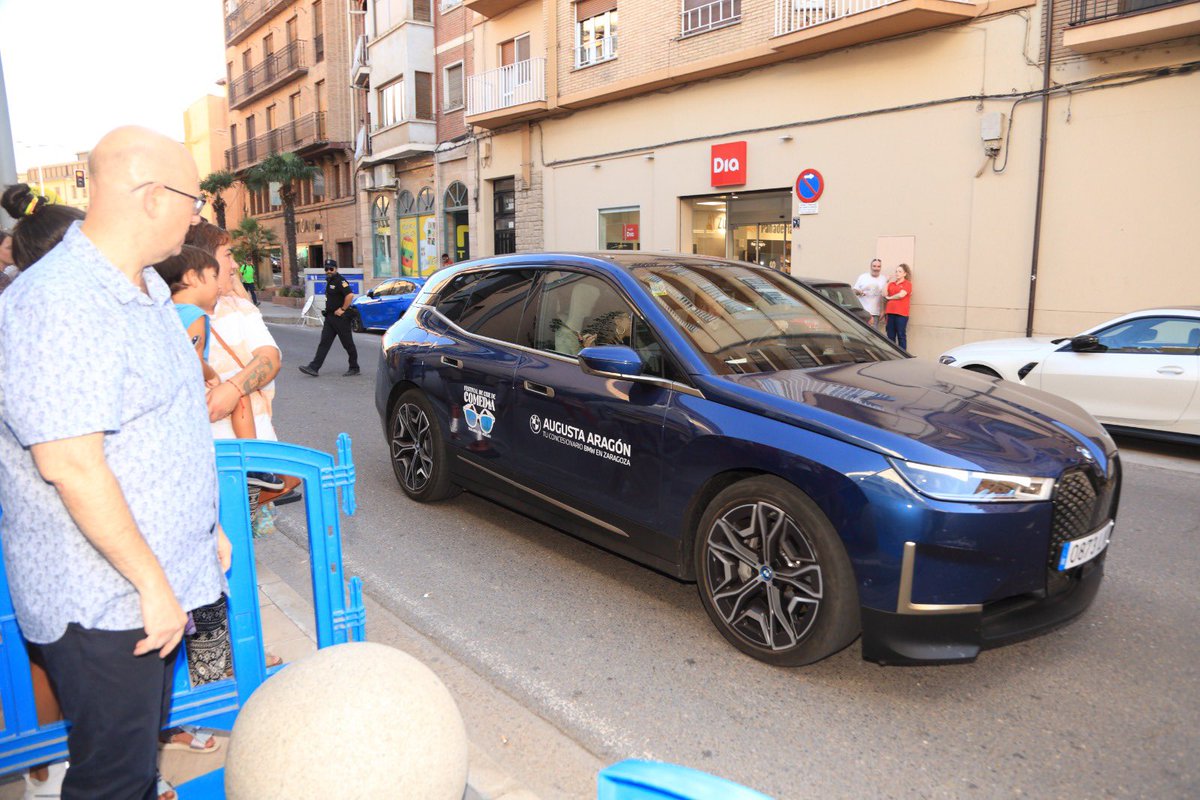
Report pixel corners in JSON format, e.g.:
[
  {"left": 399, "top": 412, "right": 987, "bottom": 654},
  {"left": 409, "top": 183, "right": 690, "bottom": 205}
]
[{"left": 633, "top": 261, "right": 901, "bottom": 375}]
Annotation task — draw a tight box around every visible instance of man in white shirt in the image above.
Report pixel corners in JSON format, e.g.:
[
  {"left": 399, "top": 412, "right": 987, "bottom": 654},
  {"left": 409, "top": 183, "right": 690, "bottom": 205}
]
[{"left": 853, "top": 258, "right": 888, "bottom": 329}]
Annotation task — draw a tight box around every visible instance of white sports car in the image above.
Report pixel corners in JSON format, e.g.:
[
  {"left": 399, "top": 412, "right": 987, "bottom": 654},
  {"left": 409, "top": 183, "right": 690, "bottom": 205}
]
[{"left": 939, "top": 307, "right": 1200, "bottom": 444}]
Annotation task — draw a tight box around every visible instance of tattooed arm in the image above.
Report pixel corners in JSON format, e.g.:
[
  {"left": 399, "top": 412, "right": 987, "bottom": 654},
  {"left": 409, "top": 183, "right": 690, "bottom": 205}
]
[{"left": 206, "top": 346, "right": 281, "bottom": 422}]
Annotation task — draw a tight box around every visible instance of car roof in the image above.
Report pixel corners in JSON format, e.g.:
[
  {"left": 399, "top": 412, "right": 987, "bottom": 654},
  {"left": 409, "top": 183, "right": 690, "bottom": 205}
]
[{"left": 442, "top": 251, "right": 774, "bottom": 274}]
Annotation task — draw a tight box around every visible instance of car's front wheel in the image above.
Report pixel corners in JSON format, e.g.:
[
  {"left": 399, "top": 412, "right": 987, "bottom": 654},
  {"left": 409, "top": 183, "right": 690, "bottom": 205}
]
[
  {"left": 389, "top": 390, "right": 459, "bottom": 502},
  {"left": 694, "top": 476, "right": 859, "bottom": 666}
]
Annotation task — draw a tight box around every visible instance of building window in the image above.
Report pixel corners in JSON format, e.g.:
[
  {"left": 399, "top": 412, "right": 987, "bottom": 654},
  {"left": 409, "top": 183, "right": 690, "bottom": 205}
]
[
  {"left": 374, "top": 0, "right": 392, "bottom": 32},
  {"left": 443, "top": 62, "right": 464, "bottom": 111},
  {"left": 598, "top": 207, "right": 640, "bottom": 250},
  {"left": 681, "top": 0, "right": 740, "bottom": 37},
  {"left": 266, "top": 104, "right": 277, "bottom": 130},
  {"left": 439, "top": 0, "right": 463, "bottom": 11},
  {"left": 378, "top": 78, "right": 404, "bottom": 128},
  {"left": 575, "top": 2, "right": 617, "bottom": 68},
  {"left": 500, "top": 33, "right": 530, "bottom": 65},
  {"left": 286, "top": 15, "right": 298, "bottom": 43},
  {"left": 313, "top": 0, "right": 325, "bottom": 62},
  {"left": 414, "top": 0, "right": 432, "bottom": 22},
  {"left": 415, "top": 72, "right": 433, "bottom": 119}
]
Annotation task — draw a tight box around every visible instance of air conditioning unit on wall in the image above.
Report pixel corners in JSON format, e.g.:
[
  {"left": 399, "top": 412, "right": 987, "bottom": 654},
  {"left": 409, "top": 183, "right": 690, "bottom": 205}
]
[
  {"left": 375, "top": 163, "right": 396, "bottom": 187},
  {"left": 361, "top": 169, "right": 374, "bottom": 190}
]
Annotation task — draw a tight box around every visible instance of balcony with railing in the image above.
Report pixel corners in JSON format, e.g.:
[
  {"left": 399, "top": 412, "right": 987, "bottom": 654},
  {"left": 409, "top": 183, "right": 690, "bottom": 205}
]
[
  {"left": 226, "top": 112, "right": 328, "bottom": 173},
  {"left": 225, "top": 0, "right": 292, "bottom": 45},
  {"left": 1064, "top": 0, "right": 1200, "bottom": 52},
  {"left": 351, "top": 35, "right": 370, "bottom": 89},
  {"left": 682, "top": 0, "right": 742, "bottom": 36},
  {"left": 771, "top": 0, "right": 980, "bottom": 56},
  {"left": 575, "top": 35, "right": 618, "bottom": 69},
  {"left": 466, "top": 58, "right": 548, "bottom": 128},
  {"left": 229, "top": 41, "right": 309, "bottom": 110}
]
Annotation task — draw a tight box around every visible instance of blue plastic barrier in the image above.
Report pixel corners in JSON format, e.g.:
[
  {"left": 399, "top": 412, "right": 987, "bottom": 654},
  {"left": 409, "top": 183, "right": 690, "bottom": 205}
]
[
  {"left": 598, "top": 760, "right": 774, "bottom": 800},
  {"left": 0, "top": 436, "right": 363, "bottom": 789}
]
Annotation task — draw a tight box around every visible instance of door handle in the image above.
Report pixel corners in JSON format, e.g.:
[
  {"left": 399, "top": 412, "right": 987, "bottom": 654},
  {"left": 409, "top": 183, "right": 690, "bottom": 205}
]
[
  {"left": 441, "top": 356, "right": 463, "bottom": 369},
  {"left": 1157, "top": 366, "right": 1184, "bottom": 375},
  {"left": 523, "top": 380, "right": 555, "bottom": 398}
]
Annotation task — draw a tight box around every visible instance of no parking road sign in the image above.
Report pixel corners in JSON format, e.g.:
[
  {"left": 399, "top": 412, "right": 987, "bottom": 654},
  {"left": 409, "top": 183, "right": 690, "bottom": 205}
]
[{"left": 795, "top": 169, "right": 824, "bottom": 203}]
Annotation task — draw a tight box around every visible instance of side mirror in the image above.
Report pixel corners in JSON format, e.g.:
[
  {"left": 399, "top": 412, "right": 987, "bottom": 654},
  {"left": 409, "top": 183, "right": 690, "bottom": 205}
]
[
  {"left": 366, "top": 290, "right": 376, "bottom": 298},
  {"left": 1069, "top": 335, "right": 1105, "bottom": 352},
  {"left": 578, "top": 345, "right": 643, "bottom": 378}
]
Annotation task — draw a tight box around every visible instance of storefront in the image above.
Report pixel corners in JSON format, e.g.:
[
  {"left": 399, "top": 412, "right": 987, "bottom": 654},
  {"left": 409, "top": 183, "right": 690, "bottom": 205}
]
[{"left": 685, "top": 189, "right": 791, "bottom": 271}]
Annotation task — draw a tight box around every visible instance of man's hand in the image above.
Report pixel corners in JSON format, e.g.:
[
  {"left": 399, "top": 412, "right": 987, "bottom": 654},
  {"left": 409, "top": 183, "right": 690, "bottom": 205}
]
[
  {"left": 134, "top": 582, "right": 188, "bottom": 658},
  {"left": 206, "top": 381, "right": 241, "bottom": 422},
  {"left": 216, "top": 524, "right": 232, "bottom": 572},
  {"left": 334, "top": 308, "right": 344, "bottom": 317}
]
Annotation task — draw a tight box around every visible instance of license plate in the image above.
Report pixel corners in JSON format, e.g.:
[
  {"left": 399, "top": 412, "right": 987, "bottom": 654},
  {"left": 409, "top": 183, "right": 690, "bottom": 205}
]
[{"left": 1057, "top": 521, "right": 1113, "bottom": 571}]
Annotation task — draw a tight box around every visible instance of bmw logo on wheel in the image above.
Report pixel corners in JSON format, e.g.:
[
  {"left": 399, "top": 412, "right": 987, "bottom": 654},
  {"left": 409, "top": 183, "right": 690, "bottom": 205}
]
[{"left": 529, "top": 414, "right": 542, "bottom": 434}]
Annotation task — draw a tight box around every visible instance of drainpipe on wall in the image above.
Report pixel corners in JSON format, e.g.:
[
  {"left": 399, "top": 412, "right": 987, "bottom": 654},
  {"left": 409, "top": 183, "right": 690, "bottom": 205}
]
[{"left": 1026, "top": 0, "right": 1056, "bottom": 337}]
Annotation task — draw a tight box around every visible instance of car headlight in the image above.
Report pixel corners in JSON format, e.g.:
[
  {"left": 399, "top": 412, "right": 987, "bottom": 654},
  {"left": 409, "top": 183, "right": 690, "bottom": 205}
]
[
  {"left": 890, "top": 459, "right": 1054, "bottom": 502},
  {"left": 938, "top": 355, "right": 956, "bottom": 365}
]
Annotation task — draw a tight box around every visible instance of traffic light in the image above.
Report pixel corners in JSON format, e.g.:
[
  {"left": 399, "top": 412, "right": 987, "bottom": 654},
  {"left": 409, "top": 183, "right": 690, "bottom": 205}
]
[{"left": 75, "top": 170, "right": 85, "bottom": 189}]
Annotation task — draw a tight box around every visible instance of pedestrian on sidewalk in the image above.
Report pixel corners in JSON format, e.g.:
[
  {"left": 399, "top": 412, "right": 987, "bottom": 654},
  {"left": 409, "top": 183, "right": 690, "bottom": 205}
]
[
  {"left": 884, "top": 264, "right": 913, "bottom": 351},
  {"left": 0, "top": 126, "right": 229, "bottom": 800},
  {"left": 299, "top": 258, "right": 360, "bottom": 377},
  {"left": 240, "top": 261, "right": 259, "bottom": 305},
  {"left": 852, "top": 258, "right": 888, "bottom": 329}
]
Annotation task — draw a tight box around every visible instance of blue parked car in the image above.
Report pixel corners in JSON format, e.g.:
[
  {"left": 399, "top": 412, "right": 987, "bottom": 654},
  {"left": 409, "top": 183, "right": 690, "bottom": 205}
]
[
  {"left": 350, "top": 276, "right": 426, "bottom": 332},
  {"left": 375, "top": 254, "right": 1120, "bottom": 666}
]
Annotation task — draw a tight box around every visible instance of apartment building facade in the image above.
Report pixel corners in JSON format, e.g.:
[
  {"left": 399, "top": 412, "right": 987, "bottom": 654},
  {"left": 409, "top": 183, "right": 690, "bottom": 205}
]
[
  {"left": 184, "top": 93, "right": 247, "bottom": 232},
  {"left": 222, "top": 0, "right": 359, "bottom": 282},
  {"left": 18, "top": 154, "right": 91, "bottom": 212},
  {"left": 460, "top": 0, "right": 1199, "bottom": 357},
  {"left": 354, "top": 0, "right": 477, "bottom": 282}
]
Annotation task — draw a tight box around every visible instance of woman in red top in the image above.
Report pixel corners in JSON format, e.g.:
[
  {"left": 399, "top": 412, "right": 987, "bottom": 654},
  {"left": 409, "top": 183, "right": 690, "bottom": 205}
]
[{"left": 884, "top": 264, "right": 912, "bottom": 351}]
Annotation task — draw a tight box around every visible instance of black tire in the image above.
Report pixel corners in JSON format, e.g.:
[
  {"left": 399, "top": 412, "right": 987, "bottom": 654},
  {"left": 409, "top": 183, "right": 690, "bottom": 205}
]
[
  {"left": 350, "top": 315, "right": 363, "bottom": 333},
  {"left": 963, "top": 365, "right": 1001, "bottom": 379},
  {"left": 389, "top": 390, "right": 459, "bottom": 502},
  {"left": 694, "top": 476, "right": 859, "bottom": 666}
]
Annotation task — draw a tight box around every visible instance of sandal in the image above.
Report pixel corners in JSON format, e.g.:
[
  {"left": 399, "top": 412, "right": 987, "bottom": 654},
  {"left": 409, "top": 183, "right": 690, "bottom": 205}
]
[
  {"left": 223, "top": 651, "right": 283, "bottom": 677},
  {"left": 157, "top": 773, "right": 176, "bottom": 800},
  {"left": 159, "top": 725, "right": 222, "bottom": 754}
]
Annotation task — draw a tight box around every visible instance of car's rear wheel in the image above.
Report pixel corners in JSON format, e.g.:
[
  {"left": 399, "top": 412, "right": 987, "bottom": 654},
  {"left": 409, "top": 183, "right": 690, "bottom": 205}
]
[
  {"left": 350, "top": 314, "right": 364, "bottom": 333},
  {"left": 389, "top": 390, "right": 458, "bottom": 502},
  {"left": 694, "top": 476, "right": 859, "bottom": 666},
  {"left": 964, "top": 365, "right": 1000, "bottom": 379}
]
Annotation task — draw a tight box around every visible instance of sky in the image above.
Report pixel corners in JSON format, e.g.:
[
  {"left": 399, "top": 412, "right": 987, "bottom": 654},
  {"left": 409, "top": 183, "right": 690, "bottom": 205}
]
[{"left": 0, "top": 0, "right": 228, "bottom": 172}]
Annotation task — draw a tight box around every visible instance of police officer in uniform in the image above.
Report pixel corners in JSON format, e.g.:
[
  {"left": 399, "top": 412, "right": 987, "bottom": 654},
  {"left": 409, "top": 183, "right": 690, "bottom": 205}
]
[{"left": 299, "top": 258, "right": 360, "bottom": 377}]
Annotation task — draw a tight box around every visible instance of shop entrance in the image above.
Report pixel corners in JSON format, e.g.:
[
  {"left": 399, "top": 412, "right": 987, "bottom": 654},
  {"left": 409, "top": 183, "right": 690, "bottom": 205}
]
[{"left": 686, "top": 189, "right": 791, "bottom": 272}]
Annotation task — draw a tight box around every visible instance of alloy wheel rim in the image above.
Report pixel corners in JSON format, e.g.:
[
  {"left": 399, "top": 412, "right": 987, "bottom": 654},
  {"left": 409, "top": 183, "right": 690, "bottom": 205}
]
[
  {"left": 391, "top": 402, "right": 434, "bottom": 492},
  {"left": 704, "top": 501, "right": 822, "bottom": 652}
]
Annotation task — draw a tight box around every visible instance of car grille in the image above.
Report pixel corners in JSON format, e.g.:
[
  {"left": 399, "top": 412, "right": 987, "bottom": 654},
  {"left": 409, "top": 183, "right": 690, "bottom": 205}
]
[{"left": 1047, "top": 458, "right": 1120, "bottom": 571}]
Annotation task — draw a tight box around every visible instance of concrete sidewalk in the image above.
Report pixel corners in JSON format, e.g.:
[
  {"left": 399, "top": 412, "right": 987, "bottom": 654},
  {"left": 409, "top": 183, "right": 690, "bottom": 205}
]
[
  {"left": 0, "top": 553, "right": 550, "bottom": 799},
  {"left": 259, "top": 299, "right": 306, "bottom": 326}
]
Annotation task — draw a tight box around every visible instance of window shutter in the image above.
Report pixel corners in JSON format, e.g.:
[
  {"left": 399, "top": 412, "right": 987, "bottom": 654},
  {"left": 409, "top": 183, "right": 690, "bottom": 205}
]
[
  {"left": 576, "top": 0, "right": 616, "bottom": 21},
  {"left": 413, "top": 0, "right": 432, "bottom": 22},
  {"left": 415, "top": 72, "right": 433, "bottom": 119},
  {"left": 446, "top": 65, "right": 463, "bottom": 109},
  {"left": 500, "top": 39, "right": 515, "bottom": 66}
]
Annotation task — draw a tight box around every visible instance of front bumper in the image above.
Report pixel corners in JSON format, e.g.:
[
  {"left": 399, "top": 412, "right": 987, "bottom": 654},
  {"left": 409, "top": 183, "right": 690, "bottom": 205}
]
[{"left": 859, "top": 554, "right": 1105, "bottom": 665}]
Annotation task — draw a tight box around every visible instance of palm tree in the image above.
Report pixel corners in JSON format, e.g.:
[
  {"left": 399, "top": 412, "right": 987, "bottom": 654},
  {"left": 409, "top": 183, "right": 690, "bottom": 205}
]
[
  {"left": 244, "top": 153, "right": 318, "bottom": 286},
  {"left": 230, "top": 217, "right": 279, "bottom": 287},
  {"left": 199, "top": 170, "right": 237, "bottom": 230}
]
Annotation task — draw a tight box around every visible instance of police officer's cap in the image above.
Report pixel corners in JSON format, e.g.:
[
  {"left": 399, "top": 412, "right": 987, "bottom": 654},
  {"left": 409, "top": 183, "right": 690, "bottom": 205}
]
[{"left": 323, "top": 258, "right": 338, "bottom": 269}]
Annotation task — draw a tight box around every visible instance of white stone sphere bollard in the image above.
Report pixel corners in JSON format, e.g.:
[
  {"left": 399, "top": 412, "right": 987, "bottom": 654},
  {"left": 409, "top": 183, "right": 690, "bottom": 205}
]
[{"left": 224, "top": 641, "right": 469, "bottom": 800}]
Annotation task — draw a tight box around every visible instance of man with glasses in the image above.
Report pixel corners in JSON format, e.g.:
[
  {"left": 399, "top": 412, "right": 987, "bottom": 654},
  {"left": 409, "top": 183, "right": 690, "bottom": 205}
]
[
  {"left": 0, "top": 126, "right": 228, "bottom": 798},
  {"left": 299, "top": 258, "right": 360, "bottom": 377},
  {"left": 853, "top": 258, "right": 888, "bottom": 330}
]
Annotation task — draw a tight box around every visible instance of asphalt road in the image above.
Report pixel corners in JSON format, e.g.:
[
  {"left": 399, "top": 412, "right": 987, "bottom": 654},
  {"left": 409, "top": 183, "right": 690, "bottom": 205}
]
[{"left": 268, "top": 323, "right": 1200, "bottom": 799}]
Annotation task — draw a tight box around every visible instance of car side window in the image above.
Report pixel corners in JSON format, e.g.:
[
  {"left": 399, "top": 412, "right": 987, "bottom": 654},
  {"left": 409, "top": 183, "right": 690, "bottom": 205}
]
[
  {"left": 1093, "top": 317, "right": 1200, "bottom": 355},
  {"left": 527, "top": 270, "right": 674, "bottom": 380},
  {"left": 434, "top": 273, "right": 485, "bottom": 323},
  {"left": 374, "top": 281, "right": 397, "bottom": 297},
  {"left": 453, "top": 269, "right": 535, "bottom": 344},
  {"left": 395, "top": 281, "right": 416, "bottom": 295}
]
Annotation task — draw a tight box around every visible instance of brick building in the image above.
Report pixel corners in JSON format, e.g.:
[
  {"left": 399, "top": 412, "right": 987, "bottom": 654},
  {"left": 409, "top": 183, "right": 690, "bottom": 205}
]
[
  {"left": 222, "top": 0, "right": 360, "bottom": 284},
  {"left": 457, "top": 0, "right": 1199, "bottom": 357}
]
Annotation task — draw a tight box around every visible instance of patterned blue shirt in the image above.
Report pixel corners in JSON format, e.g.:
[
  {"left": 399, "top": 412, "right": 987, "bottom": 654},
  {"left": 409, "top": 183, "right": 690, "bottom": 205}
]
[{"left": 0, "top": 223, "right": 225, "bottom": 644}]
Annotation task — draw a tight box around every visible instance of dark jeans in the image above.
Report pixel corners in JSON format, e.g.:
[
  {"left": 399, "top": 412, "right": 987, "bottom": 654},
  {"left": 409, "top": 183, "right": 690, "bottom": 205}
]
[
  {"left": 37, "top": 625, "right": 177, "bottom": 800},
  {"left": 886, "top": 313, "right": 909, "bottom": 351},
  {"left": 242, "top": 281, "right": 258, "bottom": 305},
  {"left": 310, "top": 311, "right": 358, "bottom": 371}
]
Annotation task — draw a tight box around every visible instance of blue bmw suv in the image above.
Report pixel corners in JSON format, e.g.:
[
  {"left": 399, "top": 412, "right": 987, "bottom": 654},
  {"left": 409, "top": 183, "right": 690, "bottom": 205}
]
[{"left": 375, "top": 254, "right": 1120, "bottom": 666}]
